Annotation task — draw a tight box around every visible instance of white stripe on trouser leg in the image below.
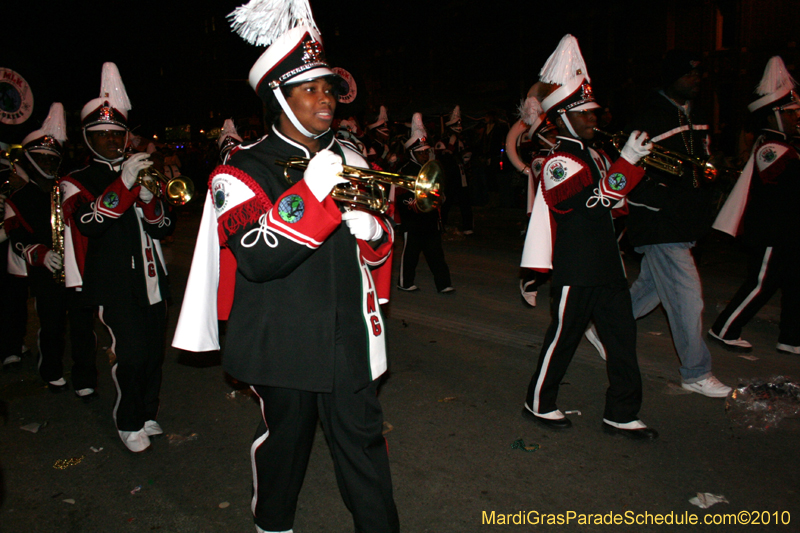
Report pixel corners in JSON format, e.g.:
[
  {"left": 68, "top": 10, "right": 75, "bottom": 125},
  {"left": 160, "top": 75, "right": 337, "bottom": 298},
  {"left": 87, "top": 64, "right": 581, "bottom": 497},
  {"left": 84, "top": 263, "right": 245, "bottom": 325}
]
[
  {"left": 398, "top": 233, "right": 410, "bottom": 287},
  {"left": 718, "top": 247, "right": 772, "bottom": 338},
  {"left": 533, "top": 286, "right": 571, "bottom": 413},
  {"left": 250, "top": 386, "right": 270, "bottom": 517},
  {"left": 97, "top": 306, "right": 122, "bottom": 426}
]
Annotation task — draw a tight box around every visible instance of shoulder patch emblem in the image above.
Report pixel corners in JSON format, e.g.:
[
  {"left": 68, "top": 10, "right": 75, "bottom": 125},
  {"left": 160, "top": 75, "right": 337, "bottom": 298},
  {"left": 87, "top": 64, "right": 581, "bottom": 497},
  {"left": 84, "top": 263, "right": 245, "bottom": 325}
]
[
  {"left": 548, "top": 161, "right": 567, "bottom": 183},
  {"left": 760, "top": 147, "right": 777, "bottom": 164},
  {"left": 102, "top": 192, "right": 119, "bottom": 209},
  {"left": 213, "top": 179, "right": 228, "bottom": 212},
  {"left": 607, "top": 173, "right": 627, "bottom": 191},
  {"left": 278, "top": 194, "right": 304, "bottom": 223}
]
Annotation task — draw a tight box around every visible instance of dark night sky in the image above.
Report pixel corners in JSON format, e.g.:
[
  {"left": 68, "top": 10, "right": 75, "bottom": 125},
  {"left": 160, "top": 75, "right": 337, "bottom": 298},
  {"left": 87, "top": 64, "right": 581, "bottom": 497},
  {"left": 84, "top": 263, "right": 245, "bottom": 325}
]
[{"left": 4, "top": 1, "right": 793, "bottom": 146}]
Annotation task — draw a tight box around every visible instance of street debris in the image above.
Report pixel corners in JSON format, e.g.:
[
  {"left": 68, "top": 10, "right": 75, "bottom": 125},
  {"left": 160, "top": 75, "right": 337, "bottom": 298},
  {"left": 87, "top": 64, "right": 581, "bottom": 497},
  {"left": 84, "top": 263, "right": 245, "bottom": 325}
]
[
  {"left": 738, "top": 355, "right": 759, "bottom": 361},
  {"left": 647, "top": 331, "right": 663, "bottom": 336},
  {"left": 167, "top": 432, "right": 199, "bottom": 446},
  {"left": 20, "top": 422, "right": 42, "bottom": 433},
  {"left": 63, "top": 499, "right": 75, "bottom": 505},
  {"left": 689, "top": 493, "right": 728, "bottom": 509},
  {"left": 382, "top": 421, "right": 394, "bottom": 435},
  {"left": 219, "top": 502, "right": 230, "bottom": 509},
  {"left": 438, "top": 396, "right": 457, "bottom": 402},
  {"left": 90, "top": 447, "right": 103, "bottom": 453},
  {"left": 511, "top": 438, "right": 540, "bottom": 452},
  {"left": 130, "top": 486, "right": 142, "bottom": 495},
  {"left": 726, "top": 377, "right": 800, "bottom": 430},
  {"left": 53, "top": 456, "right": 85, "bottom": 470}
]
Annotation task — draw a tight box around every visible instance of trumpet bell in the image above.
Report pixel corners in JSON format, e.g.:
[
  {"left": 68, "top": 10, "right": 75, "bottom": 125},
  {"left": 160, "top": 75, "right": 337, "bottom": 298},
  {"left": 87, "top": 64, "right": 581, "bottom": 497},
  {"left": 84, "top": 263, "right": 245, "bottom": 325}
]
[
  {"left": 165, "top": 177, "right": 195, "bottom": 206},
  {"left": 414, "top": 160, "right": 444, "bottom": 213}
]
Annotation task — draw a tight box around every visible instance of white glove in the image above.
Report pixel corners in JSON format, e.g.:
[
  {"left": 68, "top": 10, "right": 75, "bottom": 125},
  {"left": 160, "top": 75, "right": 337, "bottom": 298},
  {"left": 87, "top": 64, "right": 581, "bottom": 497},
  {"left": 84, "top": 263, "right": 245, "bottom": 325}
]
[
  {"left": 138, "top": 182, "right": 155, "bottom": 203},
  {"left": 44, "top": 250, "right": 63, "bottom": 273},
  {"left": 303, "top": 150, "right": 347, "bottom": 202},
  {"left": 620, "top": 130, "right": 653, "bottom": 166},
  {"left": 121, "top": 152, "right": 153, "bottom": 189},
  {"left": 342, "top": 209, "right": 383, "bottom": 241}
]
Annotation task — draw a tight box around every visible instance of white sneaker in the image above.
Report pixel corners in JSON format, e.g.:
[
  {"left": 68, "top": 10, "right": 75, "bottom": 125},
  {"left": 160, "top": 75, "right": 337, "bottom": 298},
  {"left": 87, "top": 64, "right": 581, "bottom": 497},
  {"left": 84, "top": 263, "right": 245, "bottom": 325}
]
[
  {"left": 439, "top": 287, "right": 455, "bottom": 294},
  {"left": 681, "top": 375, "right": 732, "bottom": 398},
  {"left": 397, "top": 284, "right": 419, "bottom": 292},
  {"left": 75, "top": 388, "right": 95, "bottom": 397},
  {"left": 584, "top": 324, "right": 607, "bottom": 361},
  {"left": 3, "top": 355, "right": 21, "bottom": 366},
  {"left": 119, "top": 429, "right": 151, "bottom": 453},
  {"left": 776, "top": 343, "right": 800, "bottom": 355},
  {"left": 143, "top": 420, "right": 163, "bottom": 436}
]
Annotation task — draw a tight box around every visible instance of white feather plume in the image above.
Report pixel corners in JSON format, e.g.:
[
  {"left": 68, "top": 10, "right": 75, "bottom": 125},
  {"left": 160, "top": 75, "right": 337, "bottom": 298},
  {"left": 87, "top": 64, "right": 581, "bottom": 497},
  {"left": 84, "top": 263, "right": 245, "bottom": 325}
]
[
  {"left": 410, "top": 112, "right": 427, "bottom": 138},
  {"left": 229, "top": 0, "right": 317, "bottom": 47},
  {"left": 41, "top": 103, "right": 68, "bottom": 143},
  {"left": 755, "top": 56, "right": 797, "bottom": 96},
  {"left": 539, "top": 34, "right": 590, "bottom": 85},
  {"left": 517, "top": 96, "right": 543, "bottom": 126},
  {"left": 221, "top": 119, "right": 239, "bottom": 138},
  {"left": 100, "top": 62, "right": 132, "bottom": 112}
]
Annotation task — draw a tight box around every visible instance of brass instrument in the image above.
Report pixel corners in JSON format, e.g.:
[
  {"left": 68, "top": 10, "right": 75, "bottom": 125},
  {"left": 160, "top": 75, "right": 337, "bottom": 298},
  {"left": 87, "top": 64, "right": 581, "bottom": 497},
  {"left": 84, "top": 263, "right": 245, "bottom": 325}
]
[
  {"left": 118, "top": 149, "right": 195, "bottom": 206},
  {"left": 275, "top": 157, "right": 445, "bottom": 214},
  {"left": 137, "top": 167, "right": 196, "bottom": 206},
  {"left": 593, "top": 128, "right": 718, "bottom": 184},
  {"left": 50, "top": 182, "right": 65, "bottom": 283}
]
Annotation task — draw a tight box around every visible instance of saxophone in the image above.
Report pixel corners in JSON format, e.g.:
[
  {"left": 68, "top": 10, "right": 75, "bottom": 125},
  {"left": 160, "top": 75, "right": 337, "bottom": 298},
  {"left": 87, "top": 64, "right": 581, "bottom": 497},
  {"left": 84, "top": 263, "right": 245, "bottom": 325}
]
[{"left": 50, "top": 181, "right": 65, "bottom": 284}]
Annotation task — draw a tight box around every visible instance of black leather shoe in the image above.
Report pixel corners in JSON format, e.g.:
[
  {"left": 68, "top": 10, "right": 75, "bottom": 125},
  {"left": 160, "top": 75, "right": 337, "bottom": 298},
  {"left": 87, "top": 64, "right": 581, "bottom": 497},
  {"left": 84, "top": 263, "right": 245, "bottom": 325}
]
[
  {"left": 522, "top": 408, "right": 572, "bottom": 429},
  {"left": 602, "top": 423, "right": 659, "bottom": 440}
]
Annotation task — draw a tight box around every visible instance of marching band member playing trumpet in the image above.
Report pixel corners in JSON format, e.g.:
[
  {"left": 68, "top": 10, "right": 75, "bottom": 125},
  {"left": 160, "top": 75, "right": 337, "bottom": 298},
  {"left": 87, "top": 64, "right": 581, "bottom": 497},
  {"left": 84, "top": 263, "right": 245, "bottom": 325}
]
[
  {"left": 625, "top": 51, "right": 732, "bottom": 398},
  {"left": 3, "top": 103, "right": 98, "bottom": 397},
  {"left": 521, "top": 35, "right": 658, "bottom": 440},
  {"left": 173, "top": 1, "right": 399, "bottom": 531},
  {"left": 61, "top": 63, "right": 175, "bottom": 453}
]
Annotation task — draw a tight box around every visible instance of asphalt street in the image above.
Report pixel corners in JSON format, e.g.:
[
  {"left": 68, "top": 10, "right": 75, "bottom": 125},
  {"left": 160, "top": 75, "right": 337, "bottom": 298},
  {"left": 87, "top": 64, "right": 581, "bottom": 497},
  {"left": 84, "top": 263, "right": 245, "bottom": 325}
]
[{"left": 1, "top": 202, "right": 798, "bottom": 533}]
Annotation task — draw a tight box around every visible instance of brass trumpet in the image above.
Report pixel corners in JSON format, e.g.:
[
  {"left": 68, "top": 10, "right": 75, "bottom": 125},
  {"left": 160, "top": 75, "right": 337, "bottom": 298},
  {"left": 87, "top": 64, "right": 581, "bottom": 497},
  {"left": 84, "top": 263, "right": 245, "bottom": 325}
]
[
  {"left": 118, "top": 150, "right": 195, "bottom": 206},
  {"left": 275, "top": 157, "right": 445, "bottom": 214},
  {"left": 593, "top": 128, "right": 718, "bottom": 183}
]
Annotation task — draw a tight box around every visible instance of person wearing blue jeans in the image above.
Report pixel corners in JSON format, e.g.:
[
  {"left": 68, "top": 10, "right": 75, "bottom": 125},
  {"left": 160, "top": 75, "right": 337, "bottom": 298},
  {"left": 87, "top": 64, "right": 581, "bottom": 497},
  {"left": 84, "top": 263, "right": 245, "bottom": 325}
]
[
  {"left": 625, "top": 51, "right": 731, "bottom": 398},
  {"left": 630, "top": 242, "right": 713, "bottom": 383}
]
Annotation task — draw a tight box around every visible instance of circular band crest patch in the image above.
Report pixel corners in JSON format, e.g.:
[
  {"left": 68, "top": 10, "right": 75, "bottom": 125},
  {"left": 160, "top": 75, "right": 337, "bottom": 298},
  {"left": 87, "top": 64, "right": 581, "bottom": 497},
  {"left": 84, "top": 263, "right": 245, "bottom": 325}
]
[
  {"left": 760, "top": 147, "right": 777, "bottom": 163},
  {"left": 103, "top": 192, "right": 119, "bottom": 209},
  {"left": 607, "top": 173, "right": 627, "bottom": 191},
  {"left": 278, "top": 194, "right": 304, "bottom": 223}
]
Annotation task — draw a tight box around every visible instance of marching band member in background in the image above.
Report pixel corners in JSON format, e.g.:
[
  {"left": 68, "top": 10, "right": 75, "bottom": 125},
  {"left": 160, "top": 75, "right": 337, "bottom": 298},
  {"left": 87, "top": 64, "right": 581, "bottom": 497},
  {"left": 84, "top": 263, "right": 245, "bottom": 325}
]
[
  {"left": 520, "top": 35, "right": 657, "bottom": 440},
  {"left": 396, "top": 112, "right": 453, "bottom": 294},
  {"left": 436, "top": 105, "right": 474, "bottom": 235},
  {"left": 3, "top": 104, "right": 98, "bottom": 397},
  {"left": 62, "top": 63, "right": 174, "bottom": 452},
  {"left": 711, "top": 56, "right": 800, "bottom": 355},
  {"left": 173, "top": 1, "right": 399, "bottom": 530},
  {"left": 1, "top": 148, "right": 30, "bottom": 370},
  {"left": 625, "top": 51, "right": 732, "bottom": 398}
]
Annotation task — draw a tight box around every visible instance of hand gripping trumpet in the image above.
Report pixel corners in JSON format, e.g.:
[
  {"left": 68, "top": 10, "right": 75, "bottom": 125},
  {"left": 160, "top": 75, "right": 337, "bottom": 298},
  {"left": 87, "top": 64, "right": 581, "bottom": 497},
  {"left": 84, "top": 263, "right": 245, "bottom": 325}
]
[
  {"left": 275, "top": 157, "right": 445, "bottom": 214},
  {"left": 118, "top": 149, "right": 196, "bottom": 206},
  {"left": 593, "top": 128, "right": 718, "bottom": 184}
]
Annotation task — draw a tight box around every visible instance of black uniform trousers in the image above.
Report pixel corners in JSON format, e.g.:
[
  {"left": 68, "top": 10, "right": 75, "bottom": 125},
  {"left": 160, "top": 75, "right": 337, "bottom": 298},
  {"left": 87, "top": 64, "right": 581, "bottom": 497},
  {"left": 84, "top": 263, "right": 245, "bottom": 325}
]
[
  {"left": 30, "top": 274, "right": 97, "bottom": 389},
  {"left": 398, "top": 230, "right": 452, "bottom": 291},
  {"left": 250, "top": 334, "right": 399, "bottom": 533},
  {"left": 525, "top": 283, "right": 643, "bottom": 423},
  {"left": 712, "top": 245, "right": 800, "bottom": 347},
  {"left": 99, "top": 299, "right": 166, "bottom": 432}
]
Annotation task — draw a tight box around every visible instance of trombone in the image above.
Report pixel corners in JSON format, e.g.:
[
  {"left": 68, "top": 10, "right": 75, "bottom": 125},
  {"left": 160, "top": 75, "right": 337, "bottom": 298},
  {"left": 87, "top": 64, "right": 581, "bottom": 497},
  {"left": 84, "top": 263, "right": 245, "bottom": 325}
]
[
  {"left": 593, "top": 128, "right": 718, "bottom": 184},
  {"left": 275, "top": 157, "right": 445, "bottom": 214}
]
